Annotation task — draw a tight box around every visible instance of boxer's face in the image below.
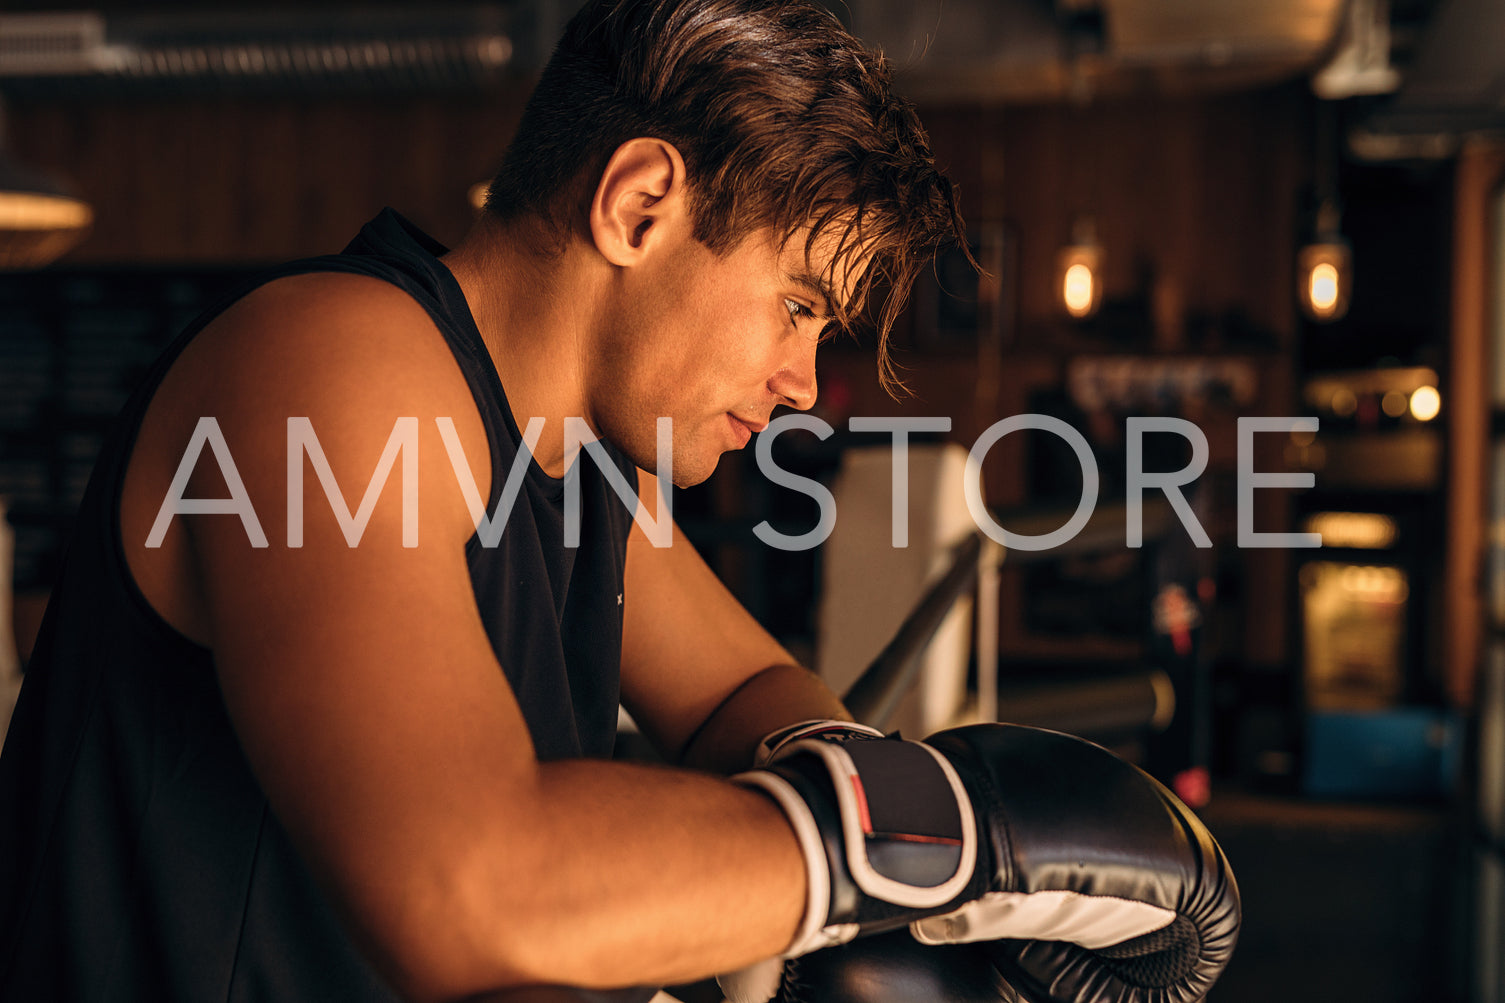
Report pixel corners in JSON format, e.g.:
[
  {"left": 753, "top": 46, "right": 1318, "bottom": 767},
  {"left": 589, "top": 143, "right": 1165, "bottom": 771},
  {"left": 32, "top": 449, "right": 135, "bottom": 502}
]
[{"left": 590, "top": 223, "right": 858, "bottom": 487}]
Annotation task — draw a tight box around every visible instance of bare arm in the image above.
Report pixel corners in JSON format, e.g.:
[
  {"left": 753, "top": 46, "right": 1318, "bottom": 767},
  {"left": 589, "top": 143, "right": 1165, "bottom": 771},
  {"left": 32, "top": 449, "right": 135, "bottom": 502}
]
[
  {"left": 679, "top": 663, "right": 854, "bottom": 774},
  {"left": 139, "top": 275, "right": 808, "bottom": 1001},
  {"left": 619, "top": 468, "right": 853, "bottom": 775}
]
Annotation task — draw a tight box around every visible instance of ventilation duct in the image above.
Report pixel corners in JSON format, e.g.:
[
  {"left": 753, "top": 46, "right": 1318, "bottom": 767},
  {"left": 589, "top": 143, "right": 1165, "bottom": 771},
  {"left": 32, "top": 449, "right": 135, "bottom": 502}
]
[{"left": 0, "top": 7, "right": 515, "bottom": 96}]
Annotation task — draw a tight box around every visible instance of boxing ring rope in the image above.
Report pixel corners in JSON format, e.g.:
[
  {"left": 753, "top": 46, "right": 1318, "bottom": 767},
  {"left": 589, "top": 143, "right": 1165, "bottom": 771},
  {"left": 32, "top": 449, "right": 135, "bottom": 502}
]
[{"left": 841, "top": 531, "right": 1003, "bottom": 730}]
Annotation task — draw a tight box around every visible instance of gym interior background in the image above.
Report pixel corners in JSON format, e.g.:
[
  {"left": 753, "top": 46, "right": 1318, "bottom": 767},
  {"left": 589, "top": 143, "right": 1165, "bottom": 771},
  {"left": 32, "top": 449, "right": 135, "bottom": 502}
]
[{"left": 0, "top": 0, "right": 1502, "bottom": 1000}]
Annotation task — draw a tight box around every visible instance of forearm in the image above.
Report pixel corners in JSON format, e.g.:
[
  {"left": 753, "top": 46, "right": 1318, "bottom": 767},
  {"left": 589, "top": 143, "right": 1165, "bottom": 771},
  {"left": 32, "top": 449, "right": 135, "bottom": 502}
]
[
  {"left": 677, "top": 663, "right": 852, "bottom": 774},
  {"left": 518, "top": 759, "right": 805, "bottom": 986},
  {"left": 379, "top": 758, "right": 807, "bottom": 1000}
]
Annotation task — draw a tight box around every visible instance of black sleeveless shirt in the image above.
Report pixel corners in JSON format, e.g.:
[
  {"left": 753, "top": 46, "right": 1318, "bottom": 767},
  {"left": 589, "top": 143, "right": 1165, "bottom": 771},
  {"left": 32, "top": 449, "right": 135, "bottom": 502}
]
[{"left": 0, "top": 210, "right": 640, "bottom": 1000}]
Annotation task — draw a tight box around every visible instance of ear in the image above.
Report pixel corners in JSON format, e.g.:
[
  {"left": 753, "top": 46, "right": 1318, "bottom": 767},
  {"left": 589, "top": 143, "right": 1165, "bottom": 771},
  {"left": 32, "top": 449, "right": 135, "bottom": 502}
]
[{"left": 589, "top": 137, "right": 689, "bottom": 267}]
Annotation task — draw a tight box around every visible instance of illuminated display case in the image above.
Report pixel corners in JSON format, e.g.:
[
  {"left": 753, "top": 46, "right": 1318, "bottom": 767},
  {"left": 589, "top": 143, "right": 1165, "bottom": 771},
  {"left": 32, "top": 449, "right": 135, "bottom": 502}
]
[
  {"left": 1299, "top": 557, "right": 1408, "bottom": 712},
  {"left": 1288, "top": 372, "right": 1449, "bottom": 800}
]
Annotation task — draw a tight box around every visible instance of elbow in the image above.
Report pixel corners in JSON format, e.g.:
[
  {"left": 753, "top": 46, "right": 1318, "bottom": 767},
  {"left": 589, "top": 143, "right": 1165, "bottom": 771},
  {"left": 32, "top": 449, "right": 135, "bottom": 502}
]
[
  {"left": 336, "top": 830, "right": 555, "bottom": 1000},
  {"left": 377, "top": 945, "right": 525, "bottom": 1003},
  {"left": 351, "top": 891, "right": 538, "bottom": 1003}
]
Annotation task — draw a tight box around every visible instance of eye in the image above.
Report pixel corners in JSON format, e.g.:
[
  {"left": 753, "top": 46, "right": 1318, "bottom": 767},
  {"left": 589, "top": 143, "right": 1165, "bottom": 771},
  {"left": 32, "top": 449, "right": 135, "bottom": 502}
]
[{"left": 784, "top": 298, "right": 815, "bottom": 325}]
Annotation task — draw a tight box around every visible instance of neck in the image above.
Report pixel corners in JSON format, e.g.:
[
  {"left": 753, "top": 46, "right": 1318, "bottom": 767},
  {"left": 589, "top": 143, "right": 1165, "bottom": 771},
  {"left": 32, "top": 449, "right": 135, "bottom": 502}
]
[{"left": 440, "top": 213, "right": 603, "bottom": 478}]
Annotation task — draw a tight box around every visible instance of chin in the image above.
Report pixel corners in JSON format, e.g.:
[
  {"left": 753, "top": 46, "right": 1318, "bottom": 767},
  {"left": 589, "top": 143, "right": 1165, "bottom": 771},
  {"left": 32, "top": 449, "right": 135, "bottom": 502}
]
[
  {"left": 663, "top": 440, "right": 732, "bottom": 488},
  {"left": 669, "top": 455, "right": 721, "bottom": 488},
  {"left": 616, "top": 422, "right": 729, "bottom": 488}
]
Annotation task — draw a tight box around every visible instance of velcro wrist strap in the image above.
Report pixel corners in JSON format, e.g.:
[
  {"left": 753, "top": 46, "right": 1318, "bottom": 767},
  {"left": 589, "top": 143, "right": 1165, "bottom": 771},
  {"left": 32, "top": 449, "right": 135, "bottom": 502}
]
[
  {"left": 735, "top": 737, "right": 979, "bottom": 957},
  {"left": 788, "top": 739, "right": 977, "bottom": 911}
]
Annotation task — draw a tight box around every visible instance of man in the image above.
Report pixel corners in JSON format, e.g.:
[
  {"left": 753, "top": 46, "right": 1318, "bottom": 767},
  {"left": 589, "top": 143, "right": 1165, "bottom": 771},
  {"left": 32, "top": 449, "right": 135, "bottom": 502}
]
[
  {"left": 0, "top": 2, "right": 1239, "bottom": 1001},
  {"left": 0, "top": 1, "right": 970, "bottom": 999}
]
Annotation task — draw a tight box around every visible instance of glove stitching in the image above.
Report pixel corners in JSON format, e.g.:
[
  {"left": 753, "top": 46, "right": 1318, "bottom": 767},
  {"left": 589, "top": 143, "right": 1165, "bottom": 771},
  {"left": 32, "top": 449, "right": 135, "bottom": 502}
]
[{"left": 951, "top": 744, "right": 1014, "bottom": 893}]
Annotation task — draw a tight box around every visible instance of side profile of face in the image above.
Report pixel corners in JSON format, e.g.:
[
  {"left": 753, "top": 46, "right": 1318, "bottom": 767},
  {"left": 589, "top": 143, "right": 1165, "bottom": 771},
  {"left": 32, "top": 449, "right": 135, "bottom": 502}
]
[
  {"left": 584, "top": 141, "right": 862, "bottom": 487},
  {"left": 590, "top": 225, "right": 848, "bottom": 487}
]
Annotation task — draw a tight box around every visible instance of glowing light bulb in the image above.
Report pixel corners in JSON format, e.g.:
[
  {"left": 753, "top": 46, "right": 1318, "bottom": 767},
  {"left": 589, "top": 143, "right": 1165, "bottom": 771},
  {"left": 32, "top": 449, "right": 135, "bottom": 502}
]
[
  {"left": 1063, "top": 263, "right": 1096, "bottom": 317},
  {"left": 1309, "top": 262, "right": 1339, "bottom": 315},
  {"left": 1409, "top": 385, "right": 1441, "bottom": 422},
  {"left": 1297, "top": 236, "right": 1351, "bottom": 322}
]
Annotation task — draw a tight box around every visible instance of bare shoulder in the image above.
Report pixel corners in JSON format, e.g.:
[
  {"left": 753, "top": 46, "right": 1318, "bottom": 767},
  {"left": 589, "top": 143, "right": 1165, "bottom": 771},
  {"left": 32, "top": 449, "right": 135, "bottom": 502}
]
[
  {"left": 136, "top": 268, "right": 493, "bottom": 501},
  {"left": 120, "top": 269, "right": 494, "bottom": 643},
  {"left": 185, "top": 270, "right": 477, "bottom": 414}
]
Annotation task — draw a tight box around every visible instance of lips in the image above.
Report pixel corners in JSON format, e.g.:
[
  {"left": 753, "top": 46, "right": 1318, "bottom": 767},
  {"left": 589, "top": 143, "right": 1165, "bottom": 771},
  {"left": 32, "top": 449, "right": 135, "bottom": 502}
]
[{"left": 726, "top": 413, "right": 765, "bottom": 448}]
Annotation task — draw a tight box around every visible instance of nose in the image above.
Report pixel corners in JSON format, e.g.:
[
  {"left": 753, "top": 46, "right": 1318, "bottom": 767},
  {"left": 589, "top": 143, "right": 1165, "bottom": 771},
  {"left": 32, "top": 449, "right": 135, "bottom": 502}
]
[{"left": 768, "top": 333, "right": 818, "bottom": 411}]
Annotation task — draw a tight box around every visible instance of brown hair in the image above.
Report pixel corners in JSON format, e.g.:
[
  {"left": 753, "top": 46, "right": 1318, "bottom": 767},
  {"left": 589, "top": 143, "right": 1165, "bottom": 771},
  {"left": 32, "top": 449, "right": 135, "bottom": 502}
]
[{"left": 485, "top": 0, "right": 970, "bottom": 391}]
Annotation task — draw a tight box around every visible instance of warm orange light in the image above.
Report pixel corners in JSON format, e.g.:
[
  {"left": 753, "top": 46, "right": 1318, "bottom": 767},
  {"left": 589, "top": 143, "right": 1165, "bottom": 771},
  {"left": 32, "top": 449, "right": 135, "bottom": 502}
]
[
  {"left": 1309, "top": 263, "right": 1339, "bottom": 313},
  {"left": 1409, "top": 385, "right": 1440, "bottom": 422},
  {"left": 1063, "top": 263, "right": 1095, "bottom": 317},
  {"left": 0, "top": 191, "right": 92, "bottom": 230},
  {"left": 1056, "top": 236, "right": 1102, "bottom": 321},
  {"left": 1297, "top": 240, "right": 1352, "bottom": 322},
  {"left": 1303, "top": 511, "right": 1398, "bottom": 549}
]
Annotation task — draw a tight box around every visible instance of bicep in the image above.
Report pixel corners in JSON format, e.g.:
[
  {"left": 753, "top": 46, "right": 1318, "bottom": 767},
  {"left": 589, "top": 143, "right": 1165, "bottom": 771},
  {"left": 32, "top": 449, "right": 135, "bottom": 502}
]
[
  {"left": 202, "top": 513, "right": 535, "bottom": 864},
  {"left": 617, "top": 467, "right": 797, "bottom": 762}
]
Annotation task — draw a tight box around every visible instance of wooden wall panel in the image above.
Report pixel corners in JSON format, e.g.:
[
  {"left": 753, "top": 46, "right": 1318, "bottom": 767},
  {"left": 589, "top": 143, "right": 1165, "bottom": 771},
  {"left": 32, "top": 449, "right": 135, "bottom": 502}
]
[
  {"left": 922, "top": 88, "right": 1306, "bottom": 348},
  {"left": 239, "top": 101, "right": 305, "bottom": 258},
  {"left": 7, "top": 91, "right": 531, "bottom": 263},
  {"left": 9, "top": 85, "right": 1305, "bottom": 318}
]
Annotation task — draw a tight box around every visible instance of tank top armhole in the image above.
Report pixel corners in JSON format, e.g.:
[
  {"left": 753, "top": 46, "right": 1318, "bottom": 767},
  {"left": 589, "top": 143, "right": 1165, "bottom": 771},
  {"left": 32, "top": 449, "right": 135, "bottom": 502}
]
[
  {"left": 99, "top": 256, "right": 503, "bottom": 652},
  {"left": 97, "top": 262, "right": 342, "bottom": 654}
]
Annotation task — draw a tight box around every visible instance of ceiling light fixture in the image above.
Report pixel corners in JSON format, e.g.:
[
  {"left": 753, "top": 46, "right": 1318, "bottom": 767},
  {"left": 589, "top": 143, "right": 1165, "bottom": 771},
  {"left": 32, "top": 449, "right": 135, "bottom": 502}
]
[{"left": 0, "top": 98, "right": 93, "bottom": 270}]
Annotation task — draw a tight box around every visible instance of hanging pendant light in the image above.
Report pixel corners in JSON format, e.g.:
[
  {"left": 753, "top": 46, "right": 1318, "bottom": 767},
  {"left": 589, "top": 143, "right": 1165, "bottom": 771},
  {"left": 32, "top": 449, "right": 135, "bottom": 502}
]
[
  {"left": 1297, "top": 198, "right": 1352, "bottom": 323},
  {"left": 0, "top": 98, "right": 93, "bottom": 270},
  {"left": 1298, "top": 99, "right": 1351, "bottom": 324}
]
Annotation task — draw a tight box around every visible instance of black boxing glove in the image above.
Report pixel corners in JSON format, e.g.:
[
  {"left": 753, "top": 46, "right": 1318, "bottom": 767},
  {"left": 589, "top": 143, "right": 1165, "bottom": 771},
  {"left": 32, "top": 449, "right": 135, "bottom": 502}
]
[
  {"left": 911, "top": 724, "right": 1240, "bottom": 1003},
  {"left": 725, "top": 724, "right": 1238, "bottom": 1003}
]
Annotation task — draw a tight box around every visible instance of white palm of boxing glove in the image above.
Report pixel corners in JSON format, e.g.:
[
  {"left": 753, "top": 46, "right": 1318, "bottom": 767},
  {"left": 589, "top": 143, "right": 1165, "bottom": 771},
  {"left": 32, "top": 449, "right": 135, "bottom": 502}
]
[{"left": 909, "top": 725, "right": 1240, "bottom": 1003}]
